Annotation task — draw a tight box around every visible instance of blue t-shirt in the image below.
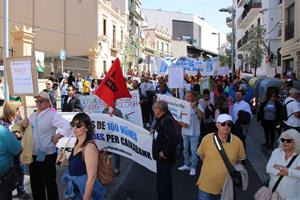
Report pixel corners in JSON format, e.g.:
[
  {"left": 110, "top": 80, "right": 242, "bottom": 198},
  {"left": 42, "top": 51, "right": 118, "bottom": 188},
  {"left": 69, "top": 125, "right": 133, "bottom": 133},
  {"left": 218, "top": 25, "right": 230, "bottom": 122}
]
[{"left": 0, "top": 125, "right": 21, "bottom": 175}]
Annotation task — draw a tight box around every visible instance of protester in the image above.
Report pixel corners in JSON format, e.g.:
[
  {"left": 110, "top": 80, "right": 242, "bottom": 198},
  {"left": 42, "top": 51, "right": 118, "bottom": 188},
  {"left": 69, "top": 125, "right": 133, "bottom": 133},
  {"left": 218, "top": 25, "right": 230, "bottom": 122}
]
[
  {"left": 103, "top": 104, "right": 123, "bottom": 175},
  {"left": 0, "top": 124, "right": 22, "bottom": 200},
  {"left": 0, "top": 100, "right": 30, "bottom": 199},
  {"left": 22, "top": 91, "right": 71, "bottom": 200},
  {"left": 178, "top": 91, "right": 204, "bottom": 176},
  {"left": 257, "top": 91, "right": 281, "bottom": 149},
  {"left": 91, "top": 79, "right": 98, "bottom": 92},
  {"left": 266, "top": 129, "right": 300, "bottom": 199},
  {"left": 152, "top": 101, "right": 178, "bottom": 200},
  {"left": 62, "top": 112, "right": 106, "bottom": 200},
  {"left": 282, "top": 88, "right": 300, "bottom": 132},
  {"left": 62, "top": 85, "right": 83, "bottom": 112},
  {"left": 82, "top": 78, "right": 91, "bottom": 95},
  {"left": 140, "top": 76, "right": 155, "bottom": 127},
  {"left": 43, "top": 79, "right": 58, "bottom": 110},
  {"left": 197, "top": 114, "right": 246, "bottom": 199},
  {"left": 0, "top": 78, "right": 4, "bottom": 106},
  {"left": 199, "top": 89, "right": 216, "bottom": 136},
  {"left": 68, "top": 72, "right": 76, "bottom": 86},
  {"left": 60, "top": 79, "right": 69, "bottom": 109},
  {"left": 231, "top": 90, "right": 252, "bottom": 123}
]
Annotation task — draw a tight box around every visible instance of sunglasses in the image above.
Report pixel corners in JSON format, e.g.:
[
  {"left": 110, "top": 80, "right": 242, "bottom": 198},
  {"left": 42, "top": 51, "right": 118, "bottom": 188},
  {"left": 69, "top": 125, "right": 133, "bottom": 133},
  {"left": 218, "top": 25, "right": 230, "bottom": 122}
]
[
  {"left": 70, "top": 122, "right": 86, "bottom": 128},
  {"left": 220, "top": 121, "right": 233, "bottom": 128},
  {"left": 67, "top": 89, "right": 72, "bottom": 91},
  {"left": 280, "top": 138, "right": 293, "bottom": 143},
  {"left": 35, "top": 100, "right": 47, "bottom": 104}
]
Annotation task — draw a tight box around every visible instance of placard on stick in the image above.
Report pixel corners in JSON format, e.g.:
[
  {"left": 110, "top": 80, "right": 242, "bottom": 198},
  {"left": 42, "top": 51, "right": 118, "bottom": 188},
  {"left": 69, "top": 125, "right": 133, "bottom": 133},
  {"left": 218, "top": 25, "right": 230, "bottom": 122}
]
[{"left": 6, "top": 57, "right": 39, "bottom": 96}]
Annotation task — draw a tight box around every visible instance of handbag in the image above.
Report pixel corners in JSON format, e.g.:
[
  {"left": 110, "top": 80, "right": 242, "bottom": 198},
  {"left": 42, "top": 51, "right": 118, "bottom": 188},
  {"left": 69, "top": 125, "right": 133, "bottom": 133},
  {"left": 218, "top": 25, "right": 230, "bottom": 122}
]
[
  {"left": 97, "top": 148, "right": 113, "bottom": 185},
  {"left": 56, "top": 135, "right": 73, "bottom": 167},
  {"left": 213, "top": 133, "right": 243, "bottom": 187},
  {"left": 0, "top": 167, "right": 20, "bottom": 192},
  {"left": 254, "top": 154, "right": 298, "bottom": 200}
]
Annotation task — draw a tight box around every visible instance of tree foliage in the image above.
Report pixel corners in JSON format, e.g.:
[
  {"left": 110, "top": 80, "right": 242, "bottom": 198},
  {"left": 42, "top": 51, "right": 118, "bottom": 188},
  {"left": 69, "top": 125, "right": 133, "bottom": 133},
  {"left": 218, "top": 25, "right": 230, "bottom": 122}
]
[
  {"left": 219, "top": 32, "right": 232, "bottom": 67},
  {"left": 242, "top": 25, "right": 267, "bottom": 76}
]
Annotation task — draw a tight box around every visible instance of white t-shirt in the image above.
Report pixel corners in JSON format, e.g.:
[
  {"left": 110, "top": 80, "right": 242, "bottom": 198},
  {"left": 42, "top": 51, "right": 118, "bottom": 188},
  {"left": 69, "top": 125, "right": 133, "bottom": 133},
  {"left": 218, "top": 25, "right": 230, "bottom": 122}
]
[
  {"left": 284, "top": 96, "right": 300, "bottom": 127},
  {"left": 182, "top": 104, "right": 204, "bottom": 136}
]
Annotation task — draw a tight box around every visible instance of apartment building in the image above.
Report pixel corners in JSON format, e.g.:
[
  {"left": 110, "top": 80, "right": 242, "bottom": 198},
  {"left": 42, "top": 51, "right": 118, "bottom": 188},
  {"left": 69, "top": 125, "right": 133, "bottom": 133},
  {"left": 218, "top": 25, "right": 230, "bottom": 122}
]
[
  {"left": 0, "top": 0, "right": 127, "bottom": 77},
  {"left": 142, "top": 9, "right": 226, "bottom": 59},
  {"left": 141, "top": 26, "right": 172, "bottom": 73},
  {"left": 280, "top": 0, "right": 300, "bottom": 78},
  {"left": 234, "top": 0, "right": 281, "bottom": 77}
]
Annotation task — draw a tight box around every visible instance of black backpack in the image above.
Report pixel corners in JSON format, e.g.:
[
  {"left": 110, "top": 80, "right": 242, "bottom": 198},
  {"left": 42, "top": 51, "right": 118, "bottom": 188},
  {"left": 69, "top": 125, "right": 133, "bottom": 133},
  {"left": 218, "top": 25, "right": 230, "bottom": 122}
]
[{"left": 281, "top": 99, "right": 295, "bottom": 121}]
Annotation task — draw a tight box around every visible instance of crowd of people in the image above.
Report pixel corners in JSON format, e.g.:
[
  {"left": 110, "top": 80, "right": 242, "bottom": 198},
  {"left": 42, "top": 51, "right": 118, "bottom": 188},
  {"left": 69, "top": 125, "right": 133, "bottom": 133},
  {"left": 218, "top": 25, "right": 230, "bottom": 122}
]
[{"left": 0, "top": 70, "right": 300, "bottom": 200}]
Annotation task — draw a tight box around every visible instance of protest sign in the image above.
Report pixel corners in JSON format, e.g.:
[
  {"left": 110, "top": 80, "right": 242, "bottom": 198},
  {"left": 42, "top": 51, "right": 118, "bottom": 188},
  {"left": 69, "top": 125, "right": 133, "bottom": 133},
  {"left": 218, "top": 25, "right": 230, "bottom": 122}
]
[
  {"left": 79, "top": 90, "right": 143, "bottom": 127},
  {"left": 58, "top": 112, "right": 156, "bottom": 172},
  {"left": 6, "top": 57, "right": 38, "bottom": 96},
  {"left": 168, "top": 66, "right": 184, "bottom": 89},
  {"left": 157, "top": 94, "right": 191, "bottom": 124},
  {"left": 152, "top": 56, "right": 170, "bottom": 75}
]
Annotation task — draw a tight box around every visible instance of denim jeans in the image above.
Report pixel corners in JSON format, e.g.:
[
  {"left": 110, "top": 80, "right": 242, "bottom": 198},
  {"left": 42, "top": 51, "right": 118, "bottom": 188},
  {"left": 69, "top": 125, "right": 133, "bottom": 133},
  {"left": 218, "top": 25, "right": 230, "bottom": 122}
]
[
  {"left": 198, "top": 188, "right": 221, "bottom": 200},
  {"left": 182, "top": 135, "right": 200, "bottom": 169},
  {"left": 14, "top": 156, "right": 25, "bottom": 194}
]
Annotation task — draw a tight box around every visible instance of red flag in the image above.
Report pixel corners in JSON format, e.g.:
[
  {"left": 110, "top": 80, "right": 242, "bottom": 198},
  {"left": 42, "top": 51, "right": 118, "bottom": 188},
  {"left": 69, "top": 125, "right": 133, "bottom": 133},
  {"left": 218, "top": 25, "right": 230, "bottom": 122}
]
[{"left": 94, "top": 58, "right": 131, "bottom": 107}]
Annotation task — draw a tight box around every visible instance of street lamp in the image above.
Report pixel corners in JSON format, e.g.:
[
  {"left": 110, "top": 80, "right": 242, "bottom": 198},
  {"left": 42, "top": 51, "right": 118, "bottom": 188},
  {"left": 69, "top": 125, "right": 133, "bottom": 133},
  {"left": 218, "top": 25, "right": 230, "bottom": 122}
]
[
  {"left": 211, "top": 32, "right": 220, "bottom": 57},
  {"left": 219, "top": 7, "right": 236, "bottom": 74}
]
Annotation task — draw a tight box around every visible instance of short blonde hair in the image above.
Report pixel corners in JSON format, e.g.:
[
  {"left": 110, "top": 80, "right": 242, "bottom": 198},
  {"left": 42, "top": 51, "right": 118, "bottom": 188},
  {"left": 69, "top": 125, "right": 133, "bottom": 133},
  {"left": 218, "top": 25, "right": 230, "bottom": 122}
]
[
  {"left": 1, "top": 100, "right": 21, "bottom": 123},
  {"left": 279, "top": 129, "right": 300, "bottom": 154}
]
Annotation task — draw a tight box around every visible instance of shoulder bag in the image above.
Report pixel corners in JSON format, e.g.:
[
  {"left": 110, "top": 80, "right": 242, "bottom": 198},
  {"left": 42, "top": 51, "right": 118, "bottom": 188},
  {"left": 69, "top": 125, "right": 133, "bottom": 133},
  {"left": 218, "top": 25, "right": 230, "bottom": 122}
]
[
  {"left": 254, "top": 154, "right": 298, "bottom": 200},
  {"left": 213, "top": 133, "right": 243, "bottom": 187}
]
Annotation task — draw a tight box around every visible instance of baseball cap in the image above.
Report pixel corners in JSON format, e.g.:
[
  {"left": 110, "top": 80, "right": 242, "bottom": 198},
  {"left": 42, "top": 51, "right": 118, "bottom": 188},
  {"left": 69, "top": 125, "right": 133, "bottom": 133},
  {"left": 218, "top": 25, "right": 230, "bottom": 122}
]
[
  {"left": 289, "top": 88, "right": 300, "bottom": 94},
  {"left": 217, "top": 114, "right": 233, "bottom": 123},
  {"left": 34, "top": 91, "right": 51, "bottom": 100}
]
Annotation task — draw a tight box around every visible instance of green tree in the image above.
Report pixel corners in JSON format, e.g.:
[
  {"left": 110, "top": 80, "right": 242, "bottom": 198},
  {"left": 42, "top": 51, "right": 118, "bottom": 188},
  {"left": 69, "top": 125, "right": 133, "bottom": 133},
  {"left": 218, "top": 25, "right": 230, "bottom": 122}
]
[
  {"left": 242, "top": 25, "right": 267, "bottom": 76},
  {"left": 219, "top": 32, "right": 232, "bottom": 67}
]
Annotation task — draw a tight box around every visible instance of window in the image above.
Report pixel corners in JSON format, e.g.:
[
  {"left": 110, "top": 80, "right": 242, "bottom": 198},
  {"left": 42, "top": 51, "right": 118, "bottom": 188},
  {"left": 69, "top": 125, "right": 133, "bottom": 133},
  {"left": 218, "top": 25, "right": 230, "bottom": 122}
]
[
  {"left": 161, "top": 42, "right": 164, "bottom": 52},
  {"left": 120, "top": 29, "right": 124, "bottom": 44},
  {"left": 277, "top": 48, "right": 281, "bottom": 66},
  {"left": 112, "top": 25, "right": 116, "bottom": 48},
  {"left": 157, "top": 41, "right": 159, "bottom": 50},
  {"left": 103, "top": 19, "right": 107, "bottom": 36},
  {"left": 103, "top": 60, "right": 107, "bottom": 73},
  {"left": 166, "top": 43, "right": 169, "bottom": 53},
  {"left": 285, "top": 3, "right": 294, "bottom": 40},
  {"left": 283, "top": 58, "right": 293, "bottom": 73}
]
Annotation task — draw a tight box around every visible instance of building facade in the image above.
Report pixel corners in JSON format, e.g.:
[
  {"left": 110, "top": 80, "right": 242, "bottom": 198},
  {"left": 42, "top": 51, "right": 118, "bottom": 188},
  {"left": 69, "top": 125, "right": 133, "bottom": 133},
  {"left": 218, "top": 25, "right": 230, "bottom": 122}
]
[
  {"left": 280, "top": 0, "right": 300, "bottom": 78},
  {"left": 234, "top": 0, "right": 282, "bottom": 77},
  {"left": 142, "top": 9, "right": 226, "bottom": 59},
  {"left": 0, "top": 0, "right": 128, "bottom": 77}
]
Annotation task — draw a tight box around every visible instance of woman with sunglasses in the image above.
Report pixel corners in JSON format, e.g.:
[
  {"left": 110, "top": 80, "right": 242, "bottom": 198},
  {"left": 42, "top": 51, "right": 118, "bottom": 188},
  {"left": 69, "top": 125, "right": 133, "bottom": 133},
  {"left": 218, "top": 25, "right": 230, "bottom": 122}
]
[
  {"left": 266, "top": 129, "right": 300, "bottom": 199},
  {"left": 62, "top": 112, "right": 106, "bottom": 200},
  {"left": 257, "top": 91, "right": 281, "bottom": 149}
]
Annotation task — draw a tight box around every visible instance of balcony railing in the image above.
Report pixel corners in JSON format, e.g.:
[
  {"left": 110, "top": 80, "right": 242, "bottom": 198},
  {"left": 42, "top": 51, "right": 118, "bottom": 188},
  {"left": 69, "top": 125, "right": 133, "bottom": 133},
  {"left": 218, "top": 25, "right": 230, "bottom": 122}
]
[
  {"left": 285, "top": 24, "right": 294, "bottom": 41},
  {"left": 242, "top": 0, "right": 262, "bottom": 21},
  {"left": 238, "top": 0, "right": 262, "bottom": 29},
  {"left": 237, "top": 31, "right": 249, "bottom": 49}
]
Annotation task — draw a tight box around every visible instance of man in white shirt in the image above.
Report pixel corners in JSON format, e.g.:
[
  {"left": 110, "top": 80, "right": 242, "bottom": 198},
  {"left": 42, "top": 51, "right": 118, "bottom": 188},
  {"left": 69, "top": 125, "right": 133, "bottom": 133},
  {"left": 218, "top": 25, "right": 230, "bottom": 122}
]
[
  {"left": 283, "top": 88, "right": 300, "bottom": 132},
  {"left": 178, "top": 91, "right": 204, "bottom": 176},
  {"left": 22, "top": 91, "right": 71, "bottom": 200},
  {"left": 232, "top": 90, "right": 252, "bottom": 123}
]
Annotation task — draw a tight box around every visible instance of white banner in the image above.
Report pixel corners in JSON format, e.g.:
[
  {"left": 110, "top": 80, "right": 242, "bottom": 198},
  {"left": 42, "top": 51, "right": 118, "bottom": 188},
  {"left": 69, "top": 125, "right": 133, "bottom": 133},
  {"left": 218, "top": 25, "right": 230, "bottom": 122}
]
[
  {"left": 157, "top": 94, "right": 191, "bottom": 124},
  {"left": 153, "top": 56, "right": 219, "bottom": 76},
  {"left": 58, "top": 112, "right": 156, "bottom": 172},
  {"left": 168, "top": 66, "right": 184, "bottom": 89},
  {"left": 79, "top": 90, "right": 143, "bottom": 127}
]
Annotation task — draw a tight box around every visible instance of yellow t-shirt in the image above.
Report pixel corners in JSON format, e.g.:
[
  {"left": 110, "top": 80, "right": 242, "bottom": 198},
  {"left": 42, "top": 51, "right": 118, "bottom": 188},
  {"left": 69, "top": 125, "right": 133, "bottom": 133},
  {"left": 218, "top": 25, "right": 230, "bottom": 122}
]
[{"left": 197, "top": 133, "right": 246, "bottom": 195}]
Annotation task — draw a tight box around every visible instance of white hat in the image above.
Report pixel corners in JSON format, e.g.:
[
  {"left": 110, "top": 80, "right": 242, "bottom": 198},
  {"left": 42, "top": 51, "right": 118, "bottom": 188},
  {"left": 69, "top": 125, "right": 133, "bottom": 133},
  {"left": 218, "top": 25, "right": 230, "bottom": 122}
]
[
  {"left": 34, "top": 91, "right": 51, "bottom": 100},
  {"left": 217, "top": 114, "right": 233, "bottom": 123}
]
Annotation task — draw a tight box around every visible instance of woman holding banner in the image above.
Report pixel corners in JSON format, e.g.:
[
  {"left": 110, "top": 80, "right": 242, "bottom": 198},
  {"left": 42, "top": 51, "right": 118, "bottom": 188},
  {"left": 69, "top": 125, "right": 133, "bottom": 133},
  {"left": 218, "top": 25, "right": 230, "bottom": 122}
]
[{"left": 62, "top": 112, "right": 106, "bottom": 200}]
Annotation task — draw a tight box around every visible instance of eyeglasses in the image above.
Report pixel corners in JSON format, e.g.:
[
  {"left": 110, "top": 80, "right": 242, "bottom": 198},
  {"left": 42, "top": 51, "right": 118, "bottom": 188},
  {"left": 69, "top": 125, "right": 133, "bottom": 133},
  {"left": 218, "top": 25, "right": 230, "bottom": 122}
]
[
  {"left": 220, "top": 121, "right": 233, "bottom": 128},
  {"left": 67, "top": 89, "right": 72, "bottom": 92},
  {"left": 70, "top": 122, "right": 86, "bottom": 128},
  {"left": 280, "top": 138, "right": 293, "bottom": 143},
  {"left": 46, "top": 83, "right": 51, "bottom": 85},
  {"left": 35, "top": 100, "right": 47, "bottom": 104}
]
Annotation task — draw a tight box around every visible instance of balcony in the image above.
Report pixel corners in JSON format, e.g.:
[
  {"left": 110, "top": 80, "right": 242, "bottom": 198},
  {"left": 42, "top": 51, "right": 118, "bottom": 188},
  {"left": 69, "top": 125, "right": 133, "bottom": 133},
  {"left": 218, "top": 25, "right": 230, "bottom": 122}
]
[
  {"left": 226, "top": 17, "right": 232, "bottom": 28},
  {"left": 285, "top": 24, "right": 294, "bottom": 41},
  {"left": 237, "top": 31, "right": 249, "bottom": 50},
  {"left": 238, "top": 0, "right": 262, "bottom": 29},
  {"left": 130, "top": 3, "right": 143, "bottom": 21}
]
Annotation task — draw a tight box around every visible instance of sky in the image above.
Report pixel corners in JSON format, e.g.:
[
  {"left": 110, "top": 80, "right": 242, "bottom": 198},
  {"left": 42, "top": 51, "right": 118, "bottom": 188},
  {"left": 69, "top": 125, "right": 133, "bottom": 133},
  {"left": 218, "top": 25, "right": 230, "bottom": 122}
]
[{"left": 142, "top": 0, "right": 232, "bottom": 34}]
